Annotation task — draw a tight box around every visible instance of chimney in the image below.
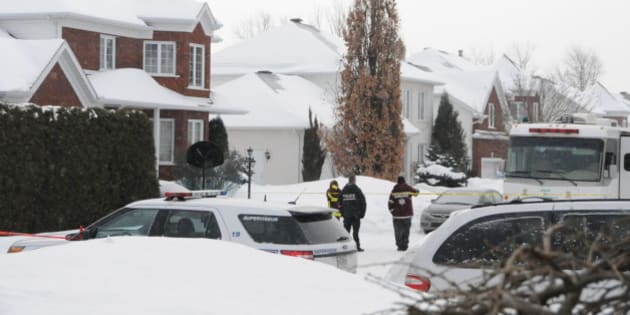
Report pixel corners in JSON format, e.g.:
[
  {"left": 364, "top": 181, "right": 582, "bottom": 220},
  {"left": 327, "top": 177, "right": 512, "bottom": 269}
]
[
  {"left": 458, "top": 49, "right": 463, "bottom": 57},
  {"left": 290, "top": 18, "right": 303, "bottom": 24}
]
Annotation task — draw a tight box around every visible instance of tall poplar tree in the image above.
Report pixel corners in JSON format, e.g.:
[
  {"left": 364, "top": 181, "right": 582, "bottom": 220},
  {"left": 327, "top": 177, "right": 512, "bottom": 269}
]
[{"left": 327, "top": 0, "right": 405, "bottom": 180}]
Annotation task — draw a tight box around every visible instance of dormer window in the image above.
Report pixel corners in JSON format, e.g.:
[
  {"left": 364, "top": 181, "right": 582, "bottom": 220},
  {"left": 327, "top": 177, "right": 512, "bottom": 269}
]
[
  {"left": 144, "top": 41, "right": 176, "bottom": 76},
  {"left": 188, "top": 44, "right": 205, "bottom": 88},
  {"left": 99, "top": 35, "right": 116, "bottom": 70}
]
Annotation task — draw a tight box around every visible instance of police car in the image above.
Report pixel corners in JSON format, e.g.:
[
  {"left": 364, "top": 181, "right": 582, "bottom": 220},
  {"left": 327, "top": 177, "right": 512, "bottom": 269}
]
[{"left": 8, "top": 191, "right": 358, "bottom": 273}]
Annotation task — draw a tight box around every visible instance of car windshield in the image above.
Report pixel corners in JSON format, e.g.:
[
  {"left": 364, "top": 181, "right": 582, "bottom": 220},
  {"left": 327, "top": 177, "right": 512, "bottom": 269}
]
[
  {"left": 505, "top": 136, "right": 603, "bottom": 182},
  {"left": 292, "top": 212, "right": 350, "bottom": 244},
  {"left": 435, "top": 192, "right": 481, "bottom": 205}
]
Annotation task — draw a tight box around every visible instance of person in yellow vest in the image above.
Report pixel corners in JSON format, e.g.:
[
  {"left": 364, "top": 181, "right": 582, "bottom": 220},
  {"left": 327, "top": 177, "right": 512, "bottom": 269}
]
[{"left": 326, "top": 180, "right": 342, "bottom": 219}]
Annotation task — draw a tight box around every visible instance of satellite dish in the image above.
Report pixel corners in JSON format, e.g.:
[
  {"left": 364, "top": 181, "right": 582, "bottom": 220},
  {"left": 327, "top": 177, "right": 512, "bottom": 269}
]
[{"left": 186, "top": 141, "right": 224, "bottom": 169}]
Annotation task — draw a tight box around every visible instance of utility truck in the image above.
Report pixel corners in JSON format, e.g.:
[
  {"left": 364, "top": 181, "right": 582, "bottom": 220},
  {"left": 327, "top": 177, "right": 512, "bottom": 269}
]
[{"left": 503, "top": 113, "right": 630, "bottom": 200}]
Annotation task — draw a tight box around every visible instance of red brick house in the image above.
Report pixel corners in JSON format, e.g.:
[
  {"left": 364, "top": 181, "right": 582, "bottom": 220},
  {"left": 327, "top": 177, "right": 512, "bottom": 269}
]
[
  {"left": 0, "top": 0, "right": 244, "bottom": 179},
  {"left": 409, "top": 48, "right": 511, "bottom": 177}
]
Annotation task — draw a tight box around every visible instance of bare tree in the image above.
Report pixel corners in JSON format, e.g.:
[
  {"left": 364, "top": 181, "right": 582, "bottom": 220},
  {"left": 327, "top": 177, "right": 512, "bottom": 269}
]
[
  {"left": 508, "top": 41, "right": 536, "bottom": 72},
  {"left": 232, "top": 10, "right": 275, "bottom": 40},
  {"left": 504, "top": 43, "right": 591, "bottom": 123},
  {"left": 405, "top": 223, "right": 630, "bottom": 315},
  {"left": 309, "top": 0, "right": 349, "bottom": 37},
  {"left": 467, "top": 46, "right": 496, "bottom": 66},
  {"left": 553, "top": 46, "right": 604, "bottom": 92}
]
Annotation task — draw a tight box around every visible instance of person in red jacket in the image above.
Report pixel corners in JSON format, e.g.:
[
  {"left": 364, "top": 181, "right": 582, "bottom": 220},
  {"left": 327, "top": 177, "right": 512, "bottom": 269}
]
[{"left": 388, "top": 176, "right": 419, "bottom": 251}]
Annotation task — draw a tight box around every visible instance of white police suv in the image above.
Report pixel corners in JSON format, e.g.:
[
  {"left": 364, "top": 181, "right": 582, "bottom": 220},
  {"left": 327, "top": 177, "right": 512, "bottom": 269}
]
[{"left": 8, "top": 191, "right": 358, "bottom": 272}]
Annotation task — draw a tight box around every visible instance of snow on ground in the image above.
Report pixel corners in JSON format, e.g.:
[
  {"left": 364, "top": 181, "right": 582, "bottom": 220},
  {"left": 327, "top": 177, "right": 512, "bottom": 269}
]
[
  {"left": 0, "top": 176, "right": 501, "bottom": 314},
  {"left": 0, "top": 237, "right": 410, "bottom": 315},
  {"left": 230, "top": 176, "right": 503, "bottom": 277}
]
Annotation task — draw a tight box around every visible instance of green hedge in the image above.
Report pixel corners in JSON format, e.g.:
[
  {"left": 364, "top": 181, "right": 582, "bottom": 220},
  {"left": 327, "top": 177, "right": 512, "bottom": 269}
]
[{"left": 0, "top": 104, "right": 159, "bottom": 233}]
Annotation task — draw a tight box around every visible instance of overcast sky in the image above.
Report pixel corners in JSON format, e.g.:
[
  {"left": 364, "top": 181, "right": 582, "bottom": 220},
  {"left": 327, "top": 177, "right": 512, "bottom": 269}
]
[{"left": 208, "top": 0, "right": 629, "bottom": 93}]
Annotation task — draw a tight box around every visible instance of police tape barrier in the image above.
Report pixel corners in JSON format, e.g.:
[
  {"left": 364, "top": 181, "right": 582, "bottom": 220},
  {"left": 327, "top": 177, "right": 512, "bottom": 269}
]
[{"left": 0, "top": 231, "right": 66, "bottom": 239}]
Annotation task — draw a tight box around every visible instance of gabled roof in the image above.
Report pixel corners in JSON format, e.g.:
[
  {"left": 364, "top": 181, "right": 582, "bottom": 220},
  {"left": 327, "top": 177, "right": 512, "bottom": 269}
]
[
  {"left": 409, "top": 48, "right": 501, "bottom": 115},
  {"left": 492, "top": 54, "right": 537, "bottom": 93},
  {"left": 213, "top": 21, "right": 442, "bottom": 85},
  {"left": 88, "top": 69, "right": 244, "bottom": 114},
  {"left": 212, "top": 72, "right": 335, "bottom": 129},
  {"left": 0, "top": 0, "right": 221, "bottom": 38},
  {"left": 586, "top": 82, "right": 630, "bottom": 117},
  {"left": 213, "top": 71, "right": 420, "bottom": 135},
  {"left": 0, "top": 37, "right": 98, "bottom": 107},
  {"left": 408, "top": 48, "right": 483, "bottom": 74}
]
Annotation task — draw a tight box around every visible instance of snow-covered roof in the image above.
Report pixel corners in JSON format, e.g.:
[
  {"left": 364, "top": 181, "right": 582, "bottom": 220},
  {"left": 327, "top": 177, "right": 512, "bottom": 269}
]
[
  {"left": 213, "top": 21, "right": 442, "bottom": 85},
  {"left": 0, "top": 38, "right": 63, "bottom": 92},
  {"left": 213, "top": 72, "right": 335, "bottom": 129},
  {"left": 492, "top": 54, "right": 535, "bottom": 93},
  {"left": 408, "top": 48, "right": 501, "bottom": 114},
  {"left": 213, "top": 21, "right": 343, "bottom": 75},
  {"left": 440, "top": 71, "right": 499, "bottom": 114},
  {"left": 408, "top": 48, "right": 483, "bottom": 74},
  {"left": 213, "top": 71, "right": 420, "bottom": 135},
  {"left": 0, "top": 0, "right": 221, "bottom": 36},
  {"left": 88, "top": 69, "right": 244, "bottom": 114},
  {"left": 586, "top": 82, "right": 630, "bottom": 117}
]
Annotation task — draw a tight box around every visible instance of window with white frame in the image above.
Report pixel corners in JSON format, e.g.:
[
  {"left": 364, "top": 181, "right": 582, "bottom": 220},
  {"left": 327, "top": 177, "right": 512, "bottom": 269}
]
[
  {"left": 159, "top": 119, "right": 175, "bottom": 163},
  {"left": 188, "top": 119, "right": 204, "bottom": 146},
  {"left": 488, "top": 103, "right": 496, "bottom": 128},
  {"left": 532, "top": 102, "right": 539, "bottom": 122},
  {"left": 144, "top": 41, "right": 176, "bottom": 76},
  {"left": 418, "top": 143, "right": 426, "bottom": 164},
  {"left": 99, "top": 35, "right": 116, "bottom": 70},
  {"left": 403, "top": 89, "right": 411, "bottom": 118},
  {"left": 418, "top": 91, "right": 425, "bottom": 120},
  {"left": 188, "top": 44, "right": 205, "bottom": 88}
]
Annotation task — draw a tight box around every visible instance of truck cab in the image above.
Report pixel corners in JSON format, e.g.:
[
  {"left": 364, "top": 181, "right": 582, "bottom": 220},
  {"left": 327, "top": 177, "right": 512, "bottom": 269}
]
[{"left": 504, "top": 113, "right": 630, "bottom": 200}]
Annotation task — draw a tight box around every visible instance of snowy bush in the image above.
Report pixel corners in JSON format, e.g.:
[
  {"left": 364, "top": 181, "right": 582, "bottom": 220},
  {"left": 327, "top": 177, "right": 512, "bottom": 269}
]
[{"left": 416, "top": 160, "right": 467, "bottom": 187}]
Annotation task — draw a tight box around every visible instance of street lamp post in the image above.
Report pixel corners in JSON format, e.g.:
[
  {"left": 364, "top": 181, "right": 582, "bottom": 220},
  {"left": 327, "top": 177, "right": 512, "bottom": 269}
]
[{"left": 247, "top": 147, "right": 253, "bottom": 199}]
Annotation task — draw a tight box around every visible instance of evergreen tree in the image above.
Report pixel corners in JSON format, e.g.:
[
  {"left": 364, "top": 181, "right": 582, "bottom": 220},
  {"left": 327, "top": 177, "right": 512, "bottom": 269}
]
[
  {"left": 429, "top": 93, "right": 469, "bottom": 172},
  {"left": 327, "top": 0, "right": 405, "bottom": 180},
  {"left": 302, "top": 109, "right": 326, "bottom": 181},
  {"left": 208, "top": 116, "right": 228, "bottom": 157}
]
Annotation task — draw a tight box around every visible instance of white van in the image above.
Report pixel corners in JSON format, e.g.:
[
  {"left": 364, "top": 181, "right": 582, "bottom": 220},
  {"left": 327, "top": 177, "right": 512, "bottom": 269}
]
[{"left": 386, "top": 199, "right": 630, "bottom": 291}]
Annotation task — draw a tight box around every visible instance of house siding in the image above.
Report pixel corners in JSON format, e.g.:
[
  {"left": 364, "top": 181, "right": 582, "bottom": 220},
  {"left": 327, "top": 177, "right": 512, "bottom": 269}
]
[
  {"left": 29, "top": 64, "right": 82, "bottom": 108},
  {"left": 62, "top": 24, "right": 211, "bottom": 98}
]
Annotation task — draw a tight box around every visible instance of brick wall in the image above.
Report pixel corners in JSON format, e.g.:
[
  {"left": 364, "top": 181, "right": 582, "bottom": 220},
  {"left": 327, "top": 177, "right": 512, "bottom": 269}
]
[
  {"left": 151, "top": 110, "right": 209, "bottom": 180},
  {"left": 62, "top": 24, "right": 211, "bottom": 98},
  {"left": 473, "top": 88, "right": 505, "bottom": 133},
  {"left": 472, "top": 138, "right": 508, "bottom": 177},
  {"left": 29, "top": 64, "right": 83, "bottom": 107},
  {"left": 470, "top": 87, "right": 508, "bottom": 176}
]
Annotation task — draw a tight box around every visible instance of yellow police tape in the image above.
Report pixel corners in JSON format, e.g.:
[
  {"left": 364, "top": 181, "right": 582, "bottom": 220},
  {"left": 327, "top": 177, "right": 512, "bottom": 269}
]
[{"left": 258, "top": 191, "right": 621, "bottom": 199}]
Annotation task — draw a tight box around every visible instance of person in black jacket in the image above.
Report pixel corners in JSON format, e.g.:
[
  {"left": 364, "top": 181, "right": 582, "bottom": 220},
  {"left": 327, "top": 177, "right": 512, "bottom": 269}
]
[{"left": 339, "top": 175, "right": 366, "bottom": 252}]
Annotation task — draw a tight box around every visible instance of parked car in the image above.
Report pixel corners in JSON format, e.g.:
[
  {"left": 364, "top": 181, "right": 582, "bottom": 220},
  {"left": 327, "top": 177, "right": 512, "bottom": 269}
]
[
  {"left": 420, "top": 188, "right": 502, "bottom": 233},
  {"left": 8, "top": 191, "right": 358, "bottom": 272},
  {"left": 386, "top": 199, "right": 630, "bottom": 292}
]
